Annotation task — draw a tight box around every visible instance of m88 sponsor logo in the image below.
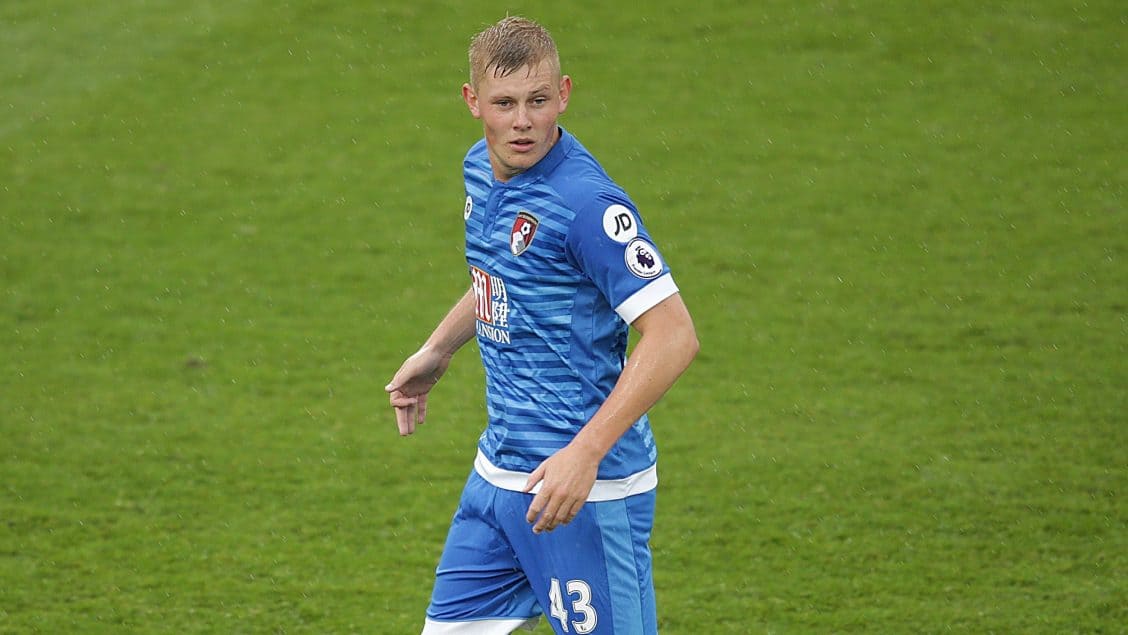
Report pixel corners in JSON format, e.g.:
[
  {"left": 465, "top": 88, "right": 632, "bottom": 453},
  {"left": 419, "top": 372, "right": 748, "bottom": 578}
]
[{"left": 470, "top": 265, "right": 511, "bottom": 344}]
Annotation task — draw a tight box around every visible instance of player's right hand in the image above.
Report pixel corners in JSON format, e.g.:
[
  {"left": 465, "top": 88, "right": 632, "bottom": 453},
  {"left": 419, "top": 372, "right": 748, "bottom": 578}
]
[{"left": 385, "top": 347, "right": 451, "bottom": 436}]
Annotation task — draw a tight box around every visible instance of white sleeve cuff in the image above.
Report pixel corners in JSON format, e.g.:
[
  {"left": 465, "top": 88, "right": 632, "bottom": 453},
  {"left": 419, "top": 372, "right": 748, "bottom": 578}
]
[{"left": 614, "top": 273, "right": 679, "bottom": 324}]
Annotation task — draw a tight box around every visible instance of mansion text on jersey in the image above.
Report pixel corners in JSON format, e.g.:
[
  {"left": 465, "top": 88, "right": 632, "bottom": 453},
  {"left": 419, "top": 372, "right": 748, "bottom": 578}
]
[
  {"left": 470, "top": 265, "right": 512, "bottom": 345},
  {"left": 476, "top": 320, "right": 511, "bottom": 344}
]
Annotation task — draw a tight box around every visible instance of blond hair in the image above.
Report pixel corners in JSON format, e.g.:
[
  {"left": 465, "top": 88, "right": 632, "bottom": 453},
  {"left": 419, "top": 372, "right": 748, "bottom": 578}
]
[{"left": 468, "top": 16, "right": 560, "bottom": 89}]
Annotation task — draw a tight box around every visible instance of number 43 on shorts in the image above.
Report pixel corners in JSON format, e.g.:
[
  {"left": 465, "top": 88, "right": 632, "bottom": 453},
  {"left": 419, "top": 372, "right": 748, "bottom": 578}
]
[{"left": 547, "top": 578, "right": 597, "bottom": 633}]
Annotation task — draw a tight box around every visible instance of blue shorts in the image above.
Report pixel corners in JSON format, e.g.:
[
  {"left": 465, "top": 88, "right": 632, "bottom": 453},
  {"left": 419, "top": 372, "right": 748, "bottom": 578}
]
[{"left": 426, "top": 470, "right": 658, "bottom": 634}]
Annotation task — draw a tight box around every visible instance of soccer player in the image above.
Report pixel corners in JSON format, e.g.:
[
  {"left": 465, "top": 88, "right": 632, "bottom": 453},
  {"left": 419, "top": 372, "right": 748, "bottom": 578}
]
[{"left": 385, "top": 16, "right": 698, "bottom": 635}]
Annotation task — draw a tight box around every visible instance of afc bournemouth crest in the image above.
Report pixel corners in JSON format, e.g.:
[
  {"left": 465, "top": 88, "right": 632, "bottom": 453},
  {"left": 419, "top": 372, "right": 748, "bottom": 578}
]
[{"left": 510, "top": 210, "right": 539, "bottom": 256}]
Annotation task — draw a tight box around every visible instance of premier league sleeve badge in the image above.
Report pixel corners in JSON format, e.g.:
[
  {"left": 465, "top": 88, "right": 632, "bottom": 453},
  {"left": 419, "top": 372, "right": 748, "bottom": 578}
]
[{"left": 625, "top": 238, "right": 664, "bottom": 279}]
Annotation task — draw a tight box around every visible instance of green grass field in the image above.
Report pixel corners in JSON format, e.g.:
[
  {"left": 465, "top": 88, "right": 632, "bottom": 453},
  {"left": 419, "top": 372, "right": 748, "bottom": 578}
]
[{"left": 2, "top": 1, "right": 1124, "bottom": 632}]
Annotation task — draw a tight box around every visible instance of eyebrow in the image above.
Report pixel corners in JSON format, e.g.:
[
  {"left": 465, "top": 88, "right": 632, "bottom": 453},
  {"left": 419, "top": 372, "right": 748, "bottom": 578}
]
[{"left": 490, "top": 85, "right": 552, "bottom": 101}]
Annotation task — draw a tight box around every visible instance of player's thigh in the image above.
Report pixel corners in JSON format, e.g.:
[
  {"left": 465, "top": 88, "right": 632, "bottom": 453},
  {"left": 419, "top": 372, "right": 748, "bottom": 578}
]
[
  {"left": 427, "top": 473, "right": 541, "bottom": 624},
  {"left": 501, "top": 490, "right": 658, "bottom": 635}
]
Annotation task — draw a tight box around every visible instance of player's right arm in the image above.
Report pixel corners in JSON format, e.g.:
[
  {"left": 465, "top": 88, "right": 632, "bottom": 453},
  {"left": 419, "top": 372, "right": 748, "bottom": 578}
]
[{"left": 385, "top": 287, "right": 477, "bottom": 436}]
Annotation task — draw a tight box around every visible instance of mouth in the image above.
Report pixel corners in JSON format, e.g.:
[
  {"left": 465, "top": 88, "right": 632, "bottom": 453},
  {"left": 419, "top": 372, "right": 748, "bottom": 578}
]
[{"left": 509, "top": 138, "right": 536, "bottom": 152}]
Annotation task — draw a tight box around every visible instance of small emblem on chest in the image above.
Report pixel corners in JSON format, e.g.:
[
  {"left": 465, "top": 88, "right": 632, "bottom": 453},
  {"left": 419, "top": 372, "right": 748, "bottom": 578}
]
[{"left": 510, "top": 211, "right": 539, "bottom": 256}]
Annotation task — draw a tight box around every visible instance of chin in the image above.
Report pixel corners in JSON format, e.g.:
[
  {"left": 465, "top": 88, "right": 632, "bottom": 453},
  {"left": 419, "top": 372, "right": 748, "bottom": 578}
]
[{"left": 508, "top": 158, "right": 535, "bottom": 172}]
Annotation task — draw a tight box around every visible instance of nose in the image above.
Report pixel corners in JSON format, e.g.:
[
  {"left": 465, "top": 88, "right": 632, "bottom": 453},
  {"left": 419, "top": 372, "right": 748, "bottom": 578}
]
[{"left": 513, "top": 104, "right": 532, "bottom": 130}]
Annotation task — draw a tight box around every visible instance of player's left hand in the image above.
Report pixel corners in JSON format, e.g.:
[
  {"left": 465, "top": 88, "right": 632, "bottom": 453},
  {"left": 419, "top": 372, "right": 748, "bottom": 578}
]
[{"left": 523, "top": 442, "right": 601, "bottom": 534}]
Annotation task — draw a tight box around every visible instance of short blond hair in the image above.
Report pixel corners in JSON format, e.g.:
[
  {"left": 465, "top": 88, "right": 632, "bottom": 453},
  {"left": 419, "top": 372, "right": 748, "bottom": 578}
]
[{"left": 468, "top": 16, "right": 560, "bottom": 89}]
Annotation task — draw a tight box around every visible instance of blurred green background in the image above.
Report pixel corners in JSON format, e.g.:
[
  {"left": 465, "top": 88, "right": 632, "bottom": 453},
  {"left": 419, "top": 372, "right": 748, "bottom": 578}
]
[{"left": 2, "top": 1, "right": 1124, "bottom": 632}]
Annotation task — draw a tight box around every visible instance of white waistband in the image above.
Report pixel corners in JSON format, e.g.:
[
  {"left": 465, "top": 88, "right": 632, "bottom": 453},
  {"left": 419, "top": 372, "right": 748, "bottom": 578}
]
[{"left": 473, "top": 448, "right": 658, "bottom": 502}]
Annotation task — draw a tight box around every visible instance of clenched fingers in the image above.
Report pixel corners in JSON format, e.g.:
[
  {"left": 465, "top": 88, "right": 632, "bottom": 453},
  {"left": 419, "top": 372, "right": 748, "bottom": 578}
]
[
  {"left": 389, "top": 390, "right": 426, "bottom": 435},
  {"left": 527, "top": 490, "right": 584, "bottom": 534}
]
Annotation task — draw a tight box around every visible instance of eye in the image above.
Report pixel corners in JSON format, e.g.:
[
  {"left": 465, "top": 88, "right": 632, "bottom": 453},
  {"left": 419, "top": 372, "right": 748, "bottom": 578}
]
[{"left": 532, "top": 97, "right": 548, "bottom": 106}]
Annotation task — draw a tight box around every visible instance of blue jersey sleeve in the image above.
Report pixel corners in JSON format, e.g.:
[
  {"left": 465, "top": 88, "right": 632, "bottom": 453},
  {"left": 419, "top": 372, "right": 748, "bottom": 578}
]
[{"left": 565, "top": 194, "right": 680, "bottom": 323}]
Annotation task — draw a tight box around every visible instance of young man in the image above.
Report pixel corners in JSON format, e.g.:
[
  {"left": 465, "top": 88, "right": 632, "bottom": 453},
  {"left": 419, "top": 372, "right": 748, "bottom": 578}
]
[{"left": 385, "top": 16, "right": 698, "bottom": 635}]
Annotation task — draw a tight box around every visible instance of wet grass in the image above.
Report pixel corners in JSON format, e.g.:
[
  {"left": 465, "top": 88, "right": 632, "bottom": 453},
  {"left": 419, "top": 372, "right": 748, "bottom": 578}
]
[{"left": 2, "top": 1, "right": 1124, "bottom": 632}]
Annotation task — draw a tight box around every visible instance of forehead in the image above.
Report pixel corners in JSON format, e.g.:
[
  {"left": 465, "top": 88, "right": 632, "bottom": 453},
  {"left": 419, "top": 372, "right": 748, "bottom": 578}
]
[{"left": 477, "top": 60, "right": 558, "bottom": 96}]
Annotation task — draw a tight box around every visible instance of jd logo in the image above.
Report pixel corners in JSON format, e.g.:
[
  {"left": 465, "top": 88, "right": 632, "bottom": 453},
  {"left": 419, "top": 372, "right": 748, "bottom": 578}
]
[{"left": 602, "top": 204, "right": 638, "bottom": 243}]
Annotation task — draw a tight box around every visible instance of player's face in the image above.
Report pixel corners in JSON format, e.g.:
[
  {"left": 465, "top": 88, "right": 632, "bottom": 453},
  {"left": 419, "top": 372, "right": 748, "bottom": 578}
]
[{"left": 463, "top": 60, "right": 571, "bottom": 182}]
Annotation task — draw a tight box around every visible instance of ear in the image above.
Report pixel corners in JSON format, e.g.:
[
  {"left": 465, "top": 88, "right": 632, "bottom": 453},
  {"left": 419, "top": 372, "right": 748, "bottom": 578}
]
[
  {"left": 462, "top": 83, "right": 481, "bottom": 119},
  {"left": 557, "top": 75, "right": 572, "bottom": 114}
]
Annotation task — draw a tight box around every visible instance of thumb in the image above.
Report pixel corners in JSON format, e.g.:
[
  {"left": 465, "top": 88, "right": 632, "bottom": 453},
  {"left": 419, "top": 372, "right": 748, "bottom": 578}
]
[
  {"left": 523, "top": 463, "right": 546, "bottom": 493},
  {"left": 385, "top": 375, "right": 402, "bottom": 393}
]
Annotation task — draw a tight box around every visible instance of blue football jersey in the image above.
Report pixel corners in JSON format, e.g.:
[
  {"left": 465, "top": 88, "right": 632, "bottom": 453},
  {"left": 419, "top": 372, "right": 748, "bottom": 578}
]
[{"left": 463, "top": 127, "right": 679, "bottom": 489}]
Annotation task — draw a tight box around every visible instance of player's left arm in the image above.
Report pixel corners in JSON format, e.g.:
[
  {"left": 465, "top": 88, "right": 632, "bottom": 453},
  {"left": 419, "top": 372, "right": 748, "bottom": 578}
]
[{"left": 524, "top": 292, "right": 698, "bottom": 533}]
